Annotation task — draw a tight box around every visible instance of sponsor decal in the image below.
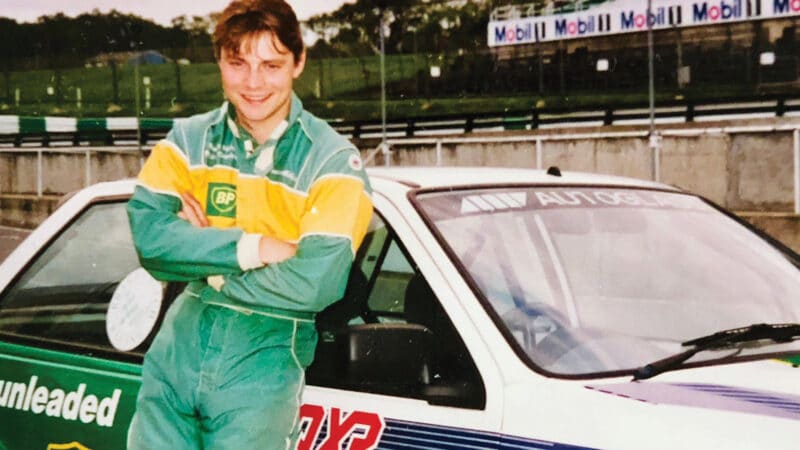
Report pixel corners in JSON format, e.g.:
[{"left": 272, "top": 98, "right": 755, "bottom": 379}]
[
  {"left": 0, "top": 376, "right": 121, "bottom": 427},
  {"left": 206, "top": 182, "right": 237, "bottom": 218},
  {"left": 586, "top": 382, "right": 800, "bottom": 421},
  {"left": 620, "top": 6, "right": 680, "bottom": 30},
  {"left": 530, "top": 189, "right": 702, "bottom": 209},
  {"left": 204, "top": 143, "right": 237, "bottom": 164},
  {"left": 297, "top": 404, "right": 597, "bottom": 449},
  {"left": 554, "top": 14, "right": 611, "bottom": 37},
  {"left": 774, "top": 0, "right": 800, "bottom": 14},
  {"left": 47, "top": 442, "right": 91, "bottom": 450},
  {"left": 297, "top": 404, "right": 385, "bottom": 450},
  {"left": 458, "top": 189, "right": 704, "bottom": 214},
  {"left": 492, "top": 21, "right": 547, "bottom": 45},
  {"left": 488, "top": 0, "right": 793, "bottom": 46},
  {"left": 348, "top": 154, "right": 364, "bottom": 171},
  {"left": 692, "top": 0, "right": 744, "bottom": 22}
]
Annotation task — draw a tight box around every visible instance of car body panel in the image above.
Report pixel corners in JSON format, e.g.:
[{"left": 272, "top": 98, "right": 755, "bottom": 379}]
[{"left": 0, "top": 168, "right": 797, "bottom": 449}]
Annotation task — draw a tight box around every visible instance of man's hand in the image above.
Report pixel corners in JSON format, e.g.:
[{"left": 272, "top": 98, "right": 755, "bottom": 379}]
[
  {"left": 259, "top": 236, "right": 297, "bottom": 264},
  {"left": 178, "top": 192, "right": 210, "bottom": 228}
]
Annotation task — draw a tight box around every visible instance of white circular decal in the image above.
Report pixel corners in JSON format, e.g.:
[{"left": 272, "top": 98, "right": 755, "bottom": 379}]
[
  {"left": 348, "top": 153, "right": 363, "bottom": 171},
  {"left": 106, "top": 268, "right": 163, "bottom": 351}
]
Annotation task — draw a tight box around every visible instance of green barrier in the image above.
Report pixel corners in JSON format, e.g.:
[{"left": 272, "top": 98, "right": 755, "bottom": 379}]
[
  {"left": 139, "top": 118, "right": 174, "bottom": 131},
  {"left": 502, "top": 116, "right": 529, "bottom": 130},
  {"left": 77, "top": 118, "right": 108, "bottom": 132},
  {"left": 18, "top": 117, "right": 46, "bottom": 134}
]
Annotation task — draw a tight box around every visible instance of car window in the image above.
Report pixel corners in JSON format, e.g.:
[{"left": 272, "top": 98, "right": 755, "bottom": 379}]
[
  {"left": 0, "top": 201, "right": 152, "bottom": 361},
  {"left": 307, "top": 213, "right": 486, "bottom": 409}
]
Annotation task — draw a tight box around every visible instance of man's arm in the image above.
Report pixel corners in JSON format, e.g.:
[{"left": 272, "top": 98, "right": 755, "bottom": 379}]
[
  {"left": 208, "top": 150, "right": 373, "bottom": 313},
  {"left": 127, "top": 139, "right": 269, "bottom": 281}
]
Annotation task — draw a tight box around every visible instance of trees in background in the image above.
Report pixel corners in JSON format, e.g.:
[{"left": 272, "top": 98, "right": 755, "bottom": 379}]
[
  {"left": 0, "top": 1, "right": 494, "bottom": 69},
  {"left": 305, "top": 0, "right": 492, "bottom": 58},
  {"left": 0, "top": 10, "right": 200, "bottom": 70}
]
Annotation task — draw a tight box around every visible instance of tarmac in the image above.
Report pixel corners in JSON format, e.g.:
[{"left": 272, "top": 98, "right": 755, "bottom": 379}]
[{"left": 0, "top": 226, "right": 30, "bottom": 262}]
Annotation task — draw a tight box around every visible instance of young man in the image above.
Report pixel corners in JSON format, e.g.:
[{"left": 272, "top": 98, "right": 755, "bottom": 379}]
[{"left": 126, "top": 1, "right": 373, "bottom": 448}]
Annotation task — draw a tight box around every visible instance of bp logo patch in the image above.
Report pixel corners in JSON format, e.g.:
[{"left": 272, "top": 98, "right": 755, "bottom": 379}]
[{"left": 206, "top": 183, "right": 237, "bottom": 218}]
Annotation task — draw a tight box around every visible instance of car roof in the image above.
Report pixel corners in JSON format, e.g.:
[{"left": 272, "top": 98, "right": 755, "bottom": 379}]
[
  {"left": 79, "top": 166, "right": 677, "bottom": 200},
  {"left": 366, "top": 166, "right": 676, "bottom": 191}
]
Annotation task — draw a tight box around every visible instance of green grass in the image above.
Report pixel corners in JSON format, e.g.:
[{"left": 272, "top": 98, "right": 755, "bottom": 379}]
[
  {"left": 0, "top": 53, "right": 782, "bottom": 122},
  {"left": 0, "top": 53, "right": 429, "bottom": 118}
]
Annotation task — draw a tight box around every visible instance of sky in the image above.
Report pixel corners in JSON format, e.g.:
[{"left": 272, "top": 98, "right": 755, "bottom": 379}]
[{"left": 1, "top": 0, "right": 353, "bottom": 25}]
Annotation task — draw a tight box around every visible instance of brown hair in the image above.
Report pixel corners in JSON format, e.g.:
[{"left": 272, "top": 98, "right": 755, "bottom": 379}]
[{"left": 213, "top": 0, "right": 304, "bottom": 62}]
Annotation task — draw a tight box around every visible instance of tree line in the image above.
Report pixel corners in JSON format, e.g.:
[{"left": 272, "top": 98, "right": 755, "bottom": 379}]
[
  {"left": 0, "top": 10, "right": 212, "bottom": 71},
  {"left": 0, "top": 0, "right": 498, "bottom": 71}
]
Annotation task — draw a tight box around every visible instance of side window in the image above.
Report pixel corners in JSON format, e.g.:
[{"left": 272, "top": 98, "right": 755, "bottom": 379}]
[
  {"left": 0, "top": 201, "right": 159, "bottom": 361},
  {"left": 307, "top": 213, "right": 486, "bottom": 409}
]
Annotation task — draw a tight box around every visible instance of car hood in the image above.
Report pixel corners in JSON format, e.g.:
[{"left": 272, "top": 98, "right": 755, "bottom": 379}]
[
  {"left": 502, "top": 358, "right": 799, "bottom": 450},
  {"left": 584, "top": 358, "right": 799, "bottom": 420}
]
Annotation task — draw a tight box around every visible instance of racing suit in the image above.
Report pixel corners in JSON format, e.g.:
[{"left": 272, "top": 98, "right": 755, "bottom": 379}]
[{"left": 125, "top": 93, "right": 373, "bottom": 449}]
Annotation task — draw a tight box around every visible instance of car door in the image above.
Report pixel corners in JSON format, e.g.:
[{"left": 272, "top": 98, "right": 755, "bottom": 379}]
[
  {"left": 0, "top": 197, "right": 145, "bottom": 450},
  {"left": 300, "top": 192, "right": 504, "bottom": 449}
]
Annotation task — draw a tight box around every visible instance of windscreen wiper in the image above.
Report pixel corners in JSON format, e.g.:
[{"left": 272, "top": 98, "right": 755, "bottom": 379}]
[{"left": 632, "top": 323, "right": 800, "bottom": 381}]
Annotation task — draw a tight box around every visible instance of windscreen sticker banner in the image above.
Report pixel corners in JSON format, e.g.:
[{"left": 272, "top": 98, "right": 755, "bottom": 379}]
[
  {"left": 531, "top": 190, "right": 701, "bottom": 209},
  {"left": 0, "top": 375, "right": 121, "bottom": 427},
  {"left": 458, "top": 189, "right": 705, "bottom": 214},
  {"left": 297, "top": 404, "right": 385, "bottom": 450}
]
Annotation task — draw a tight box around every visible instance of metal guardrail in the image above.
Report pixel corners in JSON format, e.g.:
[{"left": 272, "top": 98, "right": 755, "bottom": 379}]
[
  {"left": 5, "top": 124, "right": 798, "bottom": 213},
  {"left": 1, "top": 96, "right": 800, "bottom": 147}
]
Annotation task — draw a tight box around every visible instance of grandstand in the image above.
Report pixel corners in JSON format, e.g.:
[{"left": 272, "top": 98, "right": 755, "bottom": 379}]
[
  {"left": 474, "top": 0, "right": 800, "bottom": 99},
  {"left": 490, "top": 0, "right": 616, "bottom": 20}
]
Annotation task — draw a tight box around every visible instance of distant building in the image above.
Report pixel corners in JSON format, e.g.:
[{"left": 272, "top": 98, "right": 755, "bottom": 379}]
[{"left": 86, "top": 50, "right": 170, "bottom": 67}]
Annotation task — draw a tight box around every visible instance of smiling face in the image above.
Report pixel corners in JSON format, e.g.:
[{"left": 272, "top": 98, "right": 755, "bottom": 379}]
[{"left": 219, "top": 31, "right": 305, "bottom": 143}]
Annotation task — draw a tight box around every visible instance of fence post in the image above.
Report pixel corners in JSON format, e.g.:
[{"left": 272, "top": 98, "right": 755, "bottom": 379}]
[
  {"left": 794, "top": 128, "right": 800, "bottom": 214},
  {"left": 436, "top": 139, "right": 442, "bottom": 166},
  {"left": 536, "top": 137, "right": 543, "bottom": 169},
  {"left": 37, "top": 150, "right": 43, "bottom": 198},
  {"left": 85, "top": 150, "right": 92, "bottom": 187}
]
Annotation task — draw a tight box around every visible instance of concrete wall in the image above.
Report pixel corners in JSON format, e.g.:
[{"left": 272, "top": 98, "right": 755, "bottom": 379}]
[
  {"left": 371, "top": 125, "right": 798, "bottom": 212},
  {"left": 3, "top": 119, "right": 800, "bottom": 250},
  {"left": 0, "top": 129, "right": 795, "bottom": 212},
  {"left": 0, "top": 150, "right": 143, "bottom": 195}
]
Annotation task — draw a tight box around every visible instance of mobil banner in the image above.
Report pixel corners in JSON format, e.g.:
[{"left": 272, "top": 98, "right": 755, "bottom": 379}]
[{"left": 489, "top": 0, "right": 800, "bottom": 47}]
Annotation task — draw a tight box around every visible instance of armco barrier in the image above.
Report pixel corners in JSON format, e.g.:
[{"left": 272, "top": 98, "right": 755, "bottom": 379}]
[
  {"left": 2, "top": 96, "right": 800, "bottom": 145},
  {"left": 0, "top": 116, "right": 174, "bottom": 146}
]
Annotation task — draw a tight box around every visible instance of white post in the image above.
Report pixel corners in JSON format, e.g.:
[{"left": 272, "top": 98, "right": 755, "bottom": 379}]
[
  {"left": 647, "top": 0, "right": 659, "bottom": 182},
  {"left": 436, "top": 139, "right": 442, "bottom": 166},
  {"left": 36, "top": 150, "right": 43, "bottom": 197},
  {"left": 85, "top": 150, "right": 92, "bottom": 187},
  {"left": 134, "top": 63, "right": 142, "bottom": 152},
  {"left": 379, "top": 9, "right": 387, "bottom": 160},
  {"left": 536, "top": 137, "right": 543, "bottom": 169},
  {"left": 794, "top": 128, "right": 800, "bottom": 214},
  {"left": 650, "top": 133, "right": 661, "bottom": 182},
  {"left": 76, "top": 87, "right": 82, "bottom": 111}
]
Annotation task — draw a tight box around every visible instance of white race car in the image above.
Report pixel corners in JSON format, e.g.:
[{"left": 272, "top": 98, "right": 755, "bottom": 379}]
[{"left": 0, "top": 167, "right": 797, "bottom": 449}]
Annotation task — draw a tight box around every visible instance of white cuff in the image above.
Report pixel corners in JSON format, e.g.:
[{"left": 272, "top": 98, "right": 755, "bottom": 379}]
[
  {"left": 237, "top": 233, "right": 264, "bottom": 271},
  {"left": 207, "top": 275, "right": 225, "bottom": 292}
]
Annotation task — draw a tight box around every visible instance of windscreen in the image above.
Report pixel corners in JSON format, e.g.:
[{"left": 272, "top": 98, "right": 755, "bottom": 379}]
[{"left": 417, "top": 187, "right": 800, "bottom": 376}]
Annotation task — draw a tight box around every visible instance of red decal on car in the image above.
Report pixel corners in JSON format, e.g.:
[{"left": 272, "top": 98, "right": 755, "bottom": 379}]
[{"left": 297, "top": 404, "right": 386, "bottom": 450}]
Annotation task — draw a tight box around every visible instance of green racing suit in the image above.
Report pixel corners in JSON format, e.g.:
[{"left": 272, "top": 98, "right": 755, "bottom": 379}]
[{"left": 126, "top": 93, "right": 373, "bottom": 449}]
